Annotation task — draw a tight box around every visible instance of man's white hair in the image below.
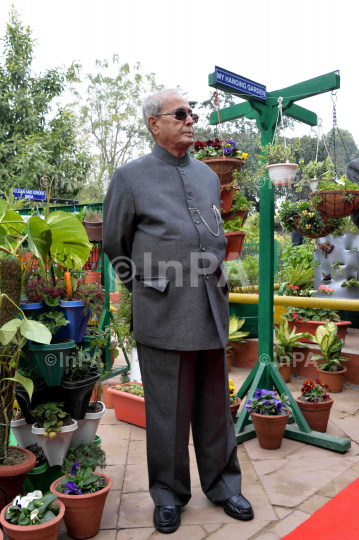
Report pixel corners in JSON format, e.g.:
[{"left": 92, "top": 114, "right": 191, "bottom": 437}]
[{"left": 142, "top": 88, "right": 184, "bottom": 136}]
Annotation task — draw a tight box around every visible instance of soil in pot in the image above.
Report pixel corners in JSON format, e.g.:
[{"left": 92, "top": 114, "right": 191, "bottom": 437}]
[
  {"left": 278, "top": 363, "right": 291, "bottom": 383},
  {"left": 62, "top": 370, "right": 101, "bottom": 420},
  {"left": 295, "top": 398, "right": 334, "bottom": 432},
  {"left": 250, "top": 413, "right": 289, "bottom": 449},
  {"left": 0, "top": 446, "right": 36, "bottom": 510},
  {"left": 317, "top": 367, "right": 347, "bottom": 393},
  {"left": 0, "top": 499, "right": 65, "bottom": 540},
  {"left": 230, "top": 398, "right": 241, "bottom": 421},
  {"left": 50, "top": 472, "right": 112, "bottom": 540}
]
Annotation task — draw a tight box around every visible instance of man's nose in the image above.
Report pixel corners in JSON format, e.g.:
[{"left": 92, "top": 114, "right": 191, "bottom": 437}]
[{"left": 185, "top": 113, "right": 193, "bottom": 126}]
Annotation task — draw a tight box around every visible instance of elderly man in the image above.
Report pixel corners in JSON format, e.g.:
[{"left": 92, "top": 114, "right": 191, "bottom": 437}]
[{"left": 103, "top": 88, "right": 253, "bottom": 534}]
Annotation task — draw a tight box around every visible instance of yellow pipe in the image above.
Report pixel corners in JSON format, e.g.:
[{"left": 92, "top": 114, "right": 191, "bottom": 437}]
[{"left": 228, "top": 293, "right": 359, "bottom": 312}]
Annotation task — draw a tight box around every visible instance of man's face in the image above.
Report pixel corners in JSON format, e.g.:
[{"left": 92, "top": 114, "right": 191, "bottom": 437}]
[{"left": 149, "top": 94, "right": 194, "bottom": 155}]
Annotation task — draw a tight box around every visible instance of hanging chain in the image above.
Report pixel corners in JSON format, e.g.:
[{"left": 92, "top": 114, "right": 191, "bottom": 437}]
[
  {"left": 331, "top": 91, "right": 338, "bottom": 179},
  {"left": 188, "top": 206, "right": 220, "bottom": 236}
]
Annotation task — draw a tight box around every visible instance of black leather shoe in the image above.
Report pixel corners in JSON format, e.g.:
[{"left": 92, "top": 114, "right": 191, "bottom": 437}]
[
  {"left": 153, "top": 505, "right": 181, "bottom": 534},
  {"left": 222, "top": 493, "right": 254, "bottom": 521}
]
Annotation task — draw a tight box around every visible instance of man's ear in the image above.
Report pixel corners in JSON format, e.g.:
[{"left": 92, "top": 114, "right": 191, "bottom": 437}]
[{"left": 148, "top": 116, "right": 160, "bottom": 136}]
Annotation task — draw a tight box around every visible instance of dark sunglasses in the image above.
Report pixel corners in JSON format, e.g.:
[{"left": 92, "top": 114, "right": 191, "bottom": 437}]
[{"left": 154, "top": 109, "right": 199, "bottom": 123}]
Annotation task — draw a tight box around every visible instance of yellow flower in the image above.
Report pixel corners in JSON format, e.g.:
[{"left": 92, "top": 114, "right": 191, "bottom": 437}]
[
  {"left": 13, "top": 400, "right": 18, "bottom": 409},
  {"left": 306, "top": 224, "right": 311, "bottom": 229},
  {"left": 229, "top": 379, "right": 234, "bottom": 386},
  {"left": 309, "top": 212, "right": 314, "bottom": 217},
  {"left": 302, "top": 210, "right": 308, "bottom": 215},
  {"left": 241, "top": 153, "right": 249, "bottom": 160}
]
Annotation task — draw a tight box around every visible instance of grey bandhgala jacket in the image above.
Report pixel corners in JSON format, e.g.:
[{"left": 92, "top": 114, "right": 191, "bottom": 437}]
[{"left": 103, "top": 143, "right": 229, "bottom": 351}]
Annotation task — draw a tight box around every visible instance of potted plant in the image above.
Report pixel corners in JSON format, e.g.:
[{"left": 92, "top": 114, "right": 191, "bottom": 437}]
[
  {"left": 223, "top": 217, "right": 247, "bottom": 261},
  {"left": 245, "top": 389, "right": 291, "bottom": 449},
  {"left": 222, "top": 190, "right": 255, "bottom": 224},
  {"left": 298, "top": 157, "right": 335, "bottom": 191},
  {"left": 61, "top": 348, "right": 101, "bottom": 420},
  {"left": 274, "top": 318, "right": 309, "bottom": 382},
  {"left": 83, "top": 209, "right": 103, "bottom": 242},
  {"left": 341, "top": 278, "right": 359, "bottom": 290},
  {"left": 62, "top": 443, "right": 106, "bottom": 474},
  {"left": 229, "top": 379, "right": 241, "bottom": 421},
  {"left": 308, "top": 321, "right": 350, "bottom": 393},
  {"left": 284, "top": 306, "right": 351, "bottom": 343},
  {"left": 31, "top": 402, "right": 78, "bottom": 467},
  {"left": 295, "top": 378, "right": 333, "bottom": 432},
  {"left": 193, "top": 138, "right": 248, "bottom": 184},
  {"left": 0, "top": 491, "right": 65, "bottom": 540},
  {"left": 220, "top": 181, "right": 239, "bottom": 214},
  {"left": 69, "top": 398, "right": 106, "bottom": 449},
  {"left": 30, "top": 309, "right": 75, "bottom": 386},
  {"left": 50, "top": 462, "right": 112, "bottom": 540},
  {"left": 312, "top": 175, "right": 359, "bottom": 218},
  {"left": 108, "top": 382, "right": 146, "bottom": 428},
  {"left": 278, "top": 199, "right": 343, "bottom": 239},
  {"left": 257, "top": 137, "right": 299, "bottom": 187},
  {"left": 226, "top": 315, "right": 249, "bottom": 372}
]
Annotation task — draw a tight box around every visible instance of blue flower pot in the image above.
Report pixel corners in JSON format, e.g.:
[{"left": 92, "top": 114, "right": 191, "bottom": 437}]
[
  {"left": 56, "top": 300, "right": 91, "bottom": 343},
  {"left": 20, "top": 301, "right": 46, "bottom": 320}
]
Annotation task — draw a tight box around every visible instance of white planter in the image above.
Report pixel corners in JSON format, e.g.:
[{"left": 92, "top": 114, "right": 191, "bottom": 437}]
[
  {"left": 10, "top": 418, "right": 37, "bottom": 448},
  {"left": 266, "top": 163, "right": 298, "bottom": 186},
  {"left": 31, "top": 419, "right": 78, "bottom": 466},
  {"left": 130, "top": 346, "right": 142, "bottom": 383},
  {"left": 310, "top": 178, "right": 319, "bottom": 191},
  {"left": 69, "top": 402, "right": 106, "bottom": 448}
]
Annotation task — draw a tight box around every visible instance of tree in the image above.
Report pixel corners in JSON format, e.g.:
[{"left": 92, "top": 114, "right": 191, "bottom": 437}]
[
  {"left": 0, "top": 8, "right": 92, "bottom": 200},
  {"left": 75, "top": 58, "right": 163, "bottom": 202}
]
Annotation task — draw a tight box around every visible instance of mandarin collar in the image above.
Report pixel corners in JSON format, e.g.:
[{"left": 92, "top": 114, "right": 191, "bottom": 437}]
[{"left": 152, "top": 143, "right": 190, "bottom": 167}]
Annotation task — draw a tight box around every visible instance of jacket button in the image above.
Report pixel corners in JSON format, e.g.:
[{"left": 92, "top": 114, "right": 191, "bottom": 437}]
[
  {"left": 187, "top": 193, "right": 193, "bottom": 200},
  {"left": 194, "top": 219, "right": 200, "bottom": 225},
  {"left": 200, "top": 245, "right": 206, "bottom": 251},
  {"left": 205, "top": 274, "right": 210, "bottom": 280},
  {"left": 181, "top": 170, "right": 186, "bottom": 175}
]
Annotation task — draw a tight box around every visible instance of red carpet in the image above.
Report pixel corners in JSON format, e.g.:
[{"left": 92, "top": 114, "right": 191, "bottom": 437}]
[{"left": 282, "top": 477, "right": 359, "bottom": 540}]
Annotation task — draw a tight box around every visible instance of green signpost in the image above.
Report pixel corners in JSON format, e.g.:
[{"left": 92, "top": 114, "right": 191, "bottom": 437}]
[{"left": 209, "top": 68, "right": 350, "bottom": 452}]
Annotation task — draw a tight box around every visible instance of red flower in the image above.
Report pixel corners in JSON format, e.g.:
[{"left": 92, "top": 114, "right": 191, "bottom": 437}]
[{"left": 194, "top": 140, "right": 206, "bottom": 152}]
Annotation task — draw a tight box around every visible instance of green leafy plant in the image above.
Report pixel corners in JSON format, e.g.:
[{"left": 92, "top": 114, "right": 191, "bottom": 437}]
[
  {"left": 280, "top": 243, "right": 315, "bottom": 271},
  {"left": 333, "top": 262, "right": 344, "bottom": 277},
  {"left": 298, "top": 378, "right": 331, "bottom": 402},
  {"left": 57, "top": 462, "right": 107, "bottom": 495},
  {"left": 279, "top": 263, "right": 315, "bottom": 295},
  {"left": 254, "top": 137, "right": 299, "bottom": 181},
  {"left": 114, "top": 282, "right": 136, "bottom": 354},
  {"left": 224, "top": 255, "right": 259, "bottom": 292},
  {"left": 38, "top": 310, "right": 69, "bottom": 339},
  {"left": 341, "top": 278, "right": 359, "bottom": 289},
  {"left": 31, "top": 402, "right": 69, "bottom": 439},
  {"left": 308, "top": 321, "right": 350, "bottom": 372},
  {"left": 296, "top": 157, "right": 335, "bottom": 191},
  {"left": 222, "top": 217, "right": 245, "bottom": 233},
  {"left": 227, "top": 316, "right": 249, "bottom": 349},
  {"left": 64, "top": 348, "right": 93, "bottom": 383},
  {"left": 6, "top": 492, "right": 60, "bottom": 526},
  {"left": 278, "top": 199, "right": 343, "bottom": 237},
  {"left": 283, "top": 306, "right": 340, "bottom": 323},
  {"left": 245, "top": 389, "right": 291, "bottom": 416},
  {"left": 317, "top": 174, "right": 359, "bottom": 192},
  {"left": 84, "top": 209, "right": 103, "bottom": 222},
  {"left": 115, "top": 382, "right": 144, "bottom": 397},
  {"left": 62, "top": 443, "right": 106, "bottom": 474},
  {"left": 274, "top": 318, "right": 309, "bottom": 365},
  {"left": 230, "top": 191, "right": 255, "bottom": 213},
  {"left": 241, "top": 212, "right": 259, "bottom": 242}
]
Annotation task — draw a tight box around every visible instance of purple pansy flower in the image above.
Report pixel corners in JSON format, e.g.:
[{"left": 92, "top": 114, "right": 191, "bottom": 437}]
[
  {"left": 71, "top": 462, "right": 81, "bottom": 477},
  {"left": 224, "top": 148, "right": 232, "bottom": 156},
  {"left": 64, "top": 481, "right": 83, "bottom": 495}
]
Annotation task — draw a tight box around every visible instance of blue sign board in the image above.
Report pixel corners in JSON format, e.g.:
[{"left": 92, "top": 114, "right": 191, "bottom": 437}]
[
  {"left": 13, "top": 189, "right": 46, "bottom": 201},
  {"left": 214, "top": 66, "right": 267, "bottom": 101}
]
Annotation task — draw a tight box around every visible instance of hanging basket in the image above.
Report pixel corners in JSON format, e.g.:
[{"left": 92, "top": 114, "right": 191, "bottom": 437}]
[
  {"left": 220, "top": 184, "right": 237, "bottom": 213},
  {"left": 312, "top": 190, "right": 359, "bottom": 218},
  {"left": 293, "top": 214, "right": 333, "bottom": 239},
  {"left": 202, "top": 158, "right": 244, "bottom": 185},
  {"left": 266, "top": 163, "right": 298, "bottom": 186}
]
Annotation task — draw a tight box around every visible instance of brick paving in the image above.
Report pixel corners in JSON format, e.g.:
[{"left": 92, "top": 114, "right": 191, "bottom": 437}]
[{"left": 58, "top": 352, "right": 359, "bottom": 539}]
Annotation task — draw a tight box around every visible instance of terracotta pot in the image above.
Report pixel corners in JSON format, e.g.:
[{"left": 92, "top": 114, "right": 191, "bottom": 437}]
[
  {"left": 226, "top": 349, "right": 233, "bottom": 372},
  {"left": 0, "top": 500, "right": 65, "bottom": 540},
  {"left": 224, "top": 231, "right": 246, "bottom": 261},
  {"left": 293, "top": 214, "right": 333, "bottom": 239},
  {"left": 84, "top": 271, "right": 101, "bottom": 284},
  {"left": 220, "top": 185, "right": 237, "bottom": 213},
  {"left": 317, "top": 367, "right": 347, "bottom": 393},
  {"left": 202, "top": 157, "right": 244, "bottom": 184},
  {"left": 83, "top": 219, "right": 103, "bottom": 242},
  {"left": 108, "top": 383, "right": 146, "bottom": 428},
  {"left": 278, "top": 363, "right": 291, "bottom": 383},
  {"left": 287, "top": 320, "right": 351, "bottom": 343},
  {"left": 102, "top": 383, "right": 115, "bottom": 409},
  {"left": 295, "top": 397, "right": 334, "bottom": 432},
  {"left": 313, "top": 190, "right": 359, "bottom": 218},
  {"left": 0, "top": 446, "right": 36, "bottom": 511},
  {"left": 230, "top": 398, "right": 241, "bottom": 421},
  {"left": 250, "top": 412, "right": 289, "bottom": 449},
  {"left": 110, "top": 292, "right": 121, "bottom": 303},
  {"left": 50, "top": 473, "right": 112, "bottom": 540},
  {"left": 222, "top": 209, "right": 248, "bottom": 225}
]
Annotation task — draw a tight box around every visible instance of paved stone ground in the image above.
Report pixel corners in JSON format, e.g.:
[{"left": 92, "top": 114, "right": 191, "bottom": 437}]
[{"left": 58, "top": 356, "right": 359, "bottom": 540}]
